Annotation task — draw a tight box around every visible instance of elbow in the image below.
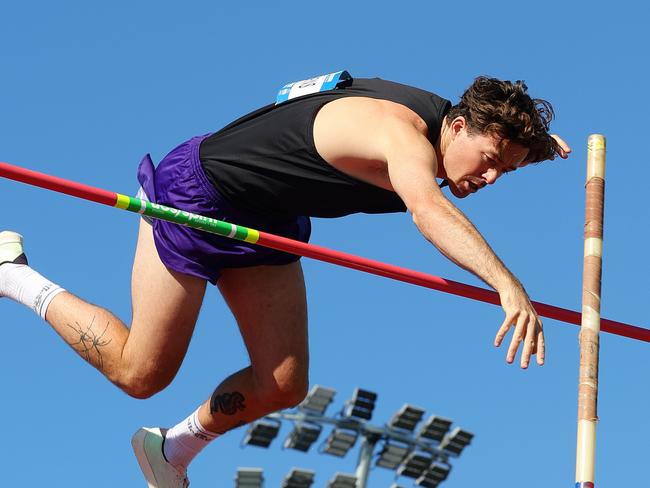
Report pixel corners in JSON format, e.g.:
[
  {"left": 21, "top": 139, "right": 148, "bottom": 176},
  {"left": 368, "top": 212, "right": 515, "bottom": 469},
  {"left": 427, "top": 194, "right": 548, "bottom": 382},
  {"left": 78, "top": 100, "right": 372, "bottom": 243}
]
[
  {"left": 411, "top": 210, "right": 422, "bottom": 229},
  {"left": 409, "top": 200, "right": 448, "bottom": 240},
  {"left": 410, "top": 207, "right": 428, "bottom": 234}
]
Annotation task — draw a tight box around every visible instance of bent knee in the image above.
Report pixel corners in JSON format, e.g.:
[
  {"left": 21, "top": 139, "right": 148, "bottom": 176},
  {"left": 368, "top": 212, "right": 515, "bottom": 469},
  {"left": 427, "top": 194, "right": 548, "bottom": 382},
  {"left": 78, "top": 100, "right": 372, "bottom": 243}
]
[
  {"left": 254, "top": 371, "right": 309, "bottom": 410},
  {"left": 114, "top": 366, "right": 176, "bottom": 399}
]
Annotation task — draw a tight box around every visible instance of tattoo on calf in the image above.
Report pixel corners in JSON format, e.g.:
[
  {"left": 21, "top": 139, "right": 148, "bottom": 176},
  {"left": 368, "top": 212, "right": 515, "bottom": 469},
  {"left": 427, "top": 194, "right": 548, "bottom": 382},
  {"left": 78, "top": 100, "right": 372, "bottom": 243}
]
[
  {"left": 210, "top": 391, "right": 246, "bottom": 415},
  {"left": 65, "top": 316, "right": 112, "bottom": 369}
]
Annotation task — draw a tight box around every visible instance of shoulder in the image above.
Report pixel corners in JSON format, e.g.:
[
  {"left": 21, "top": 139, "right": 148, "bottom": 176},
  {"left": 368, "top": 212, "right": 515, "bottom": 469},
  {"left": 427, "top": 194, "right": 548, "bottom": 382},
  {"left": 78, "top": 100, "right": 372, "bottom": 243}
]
[{"left": 318, "top": 97, "right": 428, "bottom": 135}]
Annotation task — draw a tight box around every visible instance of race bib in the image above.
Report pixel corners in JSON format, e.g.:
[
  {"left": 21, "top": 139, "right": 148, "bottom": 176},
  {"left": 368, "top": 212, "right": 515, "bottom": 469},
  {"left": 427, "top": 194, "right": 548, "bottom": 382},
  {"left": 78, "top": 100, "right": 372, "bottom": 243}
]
[{"left": 275, "top": 70, "right": 352, "bottom": 105}]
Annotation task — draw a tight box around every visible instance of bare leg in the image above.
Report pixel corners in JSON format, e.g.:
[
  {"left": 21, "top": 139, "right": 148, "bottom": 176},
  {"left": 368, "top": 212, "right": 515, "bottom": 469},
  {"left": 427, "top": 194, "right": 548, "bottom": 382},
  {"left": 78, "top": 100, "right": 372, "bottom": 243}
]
[
  {"left": 44, "top": 219, "right": 207, "bottom": 397},
  {"left": 193, "top": 261, "right": 309, "bottom": 433}
]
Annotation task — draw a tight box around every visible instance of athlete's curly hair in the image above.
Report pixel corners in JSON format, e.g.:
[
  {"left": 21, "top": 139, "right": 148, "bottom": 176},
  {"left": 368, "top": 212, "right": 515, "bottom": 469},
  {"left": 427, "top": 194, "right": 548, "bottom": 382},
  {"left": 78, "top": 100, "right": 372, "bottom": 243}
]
[{"left": 447, "top": 76, "right": 558, "bottom": 163}]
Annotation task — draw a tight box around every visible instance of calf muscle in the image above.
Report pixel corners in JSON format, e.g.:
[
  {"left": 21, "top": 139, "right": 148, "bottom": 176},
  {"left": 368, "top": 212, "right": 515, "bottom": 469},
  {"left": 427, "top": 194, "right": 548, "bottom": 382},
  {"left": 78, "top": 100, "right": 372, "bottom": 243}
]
[{"left": 42, "top": 219, "right": 207, "bottom": 397}]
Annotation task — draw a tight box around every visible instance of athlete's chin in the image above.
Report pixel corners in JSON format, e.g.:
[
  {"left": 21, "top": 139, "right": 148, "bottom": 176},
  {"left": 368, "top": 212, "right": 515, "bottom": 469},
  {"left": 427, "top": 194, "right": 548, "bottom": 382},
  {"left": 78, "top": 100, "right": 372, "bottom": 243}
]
[{"left": 448, "top": 185, "right": 469, "bottom": 199}]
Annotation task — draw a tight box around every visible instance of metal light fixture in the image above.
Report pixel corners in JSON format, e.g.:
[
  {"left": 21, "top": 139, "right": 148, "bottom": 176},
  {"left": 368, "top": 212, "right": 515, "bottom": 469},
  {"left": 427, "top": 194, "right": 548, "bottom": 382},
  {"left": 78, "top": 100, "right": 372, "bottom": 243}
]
[
  {"left": 326, "top": 472, "right": 358, "bottom": 488},
  {"left": 322, "top": 428, "right": 358, "bottom": 457},
  {"left": 416, "top": 462, "right": 451, "bottom": 488},
  {"left": 388, "top": 404, "right": 425, "bottom": 432},
  {"left": 397, "top": 450, "right": 433, "bottom": 479},
  {"left": 241, "top": 418, "right": 281, "bottom": 448},
  {"left": 418, "top": 415, "right": 452, "bottom": 442},
  {"left": 284, "top": 422, "right": 322, "bottom": 452},
  {"left": 343, "top": 388, "right": 377, "bottom": 421},
  {"left": 281, "top": 468, "right": 315, "bottom": 488},
  {"left": 376, "top": 440, "right": 409, "bottom": 470},
  {"left": 238, "top": 384, "right": 473, "bottom": 488},
  {"left": 299, "top": 385, "right": 336, "bottom": 415},
  {"left": 439, "top": 428, "right": 473, "bottom": 456},
  {"left": 235, "top": 467, "right": 264, "bottom": 488}
]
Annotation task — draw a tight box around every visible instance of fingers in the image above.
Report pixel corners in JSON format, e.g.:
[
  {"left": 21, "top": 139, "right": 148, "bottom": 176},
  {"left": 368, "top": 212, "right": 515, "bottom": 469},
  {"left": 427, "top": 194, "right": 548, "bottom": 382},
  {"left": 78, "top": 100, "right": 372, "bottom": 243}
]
[
  {"left": 507, "top": 314, "right": 527, "bottom": 365},
  {"left": 495, "top": 312, "right": 545, "bottom": 368},
  {"left": 494, "top": 313, "right": 515, "bottom": 347},
  {"left": 550, "top": 134, "right": 572, "bottom": 159},
  {"left": 519, "top": 318, "right": 535, "bottom": 368},
  {"left": 519, "top": 316, "right": 544, "bottom": 368},
  {"left": 536, "top": 323, "right": 545, "bottom": 365}
]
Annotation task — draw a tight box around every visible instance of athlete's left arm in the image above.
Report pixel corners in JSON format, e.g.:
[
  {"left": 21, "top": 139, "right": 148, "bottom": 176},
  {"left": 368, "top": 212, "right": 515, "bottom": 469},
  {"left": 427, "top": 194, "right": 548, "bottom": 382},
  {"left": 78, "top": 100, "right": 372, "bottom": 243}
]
[{"left": 379, "top": 118, "right": 545, "bottom": 368}]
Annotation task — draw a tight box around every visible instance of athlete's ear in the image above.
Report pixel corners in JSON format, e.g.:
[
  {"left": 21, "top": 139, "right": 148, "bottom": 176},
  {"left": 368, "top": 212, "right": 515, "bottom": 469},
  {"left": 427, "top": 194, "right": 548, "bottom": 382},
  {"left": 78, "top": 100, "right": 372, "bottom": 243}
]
[{"left": 449, "top": 116, "right": 467, "bottom": 139}]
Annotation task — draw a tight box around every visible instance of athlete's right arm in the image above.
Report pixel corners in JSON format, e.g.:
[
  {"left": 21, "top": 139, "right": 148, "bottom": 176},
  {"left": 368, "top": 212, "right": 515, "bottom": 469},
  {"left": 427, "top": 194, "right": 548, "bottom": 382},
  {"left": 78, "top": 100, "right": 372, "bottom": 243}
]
[{"left": 379, "top": 118, "right": 545, "bottom": 368}]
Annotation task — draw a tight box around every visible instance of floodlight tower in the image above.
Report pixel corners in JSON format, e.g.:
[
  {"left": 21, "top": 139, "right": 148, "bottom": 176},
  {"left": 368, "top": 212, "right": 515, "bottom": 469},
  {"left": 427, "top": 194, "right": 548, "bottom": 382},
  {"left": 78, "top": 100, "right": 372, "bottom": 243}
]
[{"left": 237, "top": 385, "right": 474, "bottom": 488}]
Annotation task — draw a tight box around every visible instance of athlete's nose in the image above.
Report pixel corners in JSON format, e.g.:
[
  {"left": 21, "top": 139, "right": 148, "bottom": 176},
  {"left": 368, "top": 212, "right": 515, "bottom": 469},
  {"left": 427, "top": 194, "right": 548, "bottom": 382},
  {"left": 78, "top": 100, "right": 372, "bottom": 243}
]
[{"left": 483, "top": 167, "right": 500, "bottom": 185}]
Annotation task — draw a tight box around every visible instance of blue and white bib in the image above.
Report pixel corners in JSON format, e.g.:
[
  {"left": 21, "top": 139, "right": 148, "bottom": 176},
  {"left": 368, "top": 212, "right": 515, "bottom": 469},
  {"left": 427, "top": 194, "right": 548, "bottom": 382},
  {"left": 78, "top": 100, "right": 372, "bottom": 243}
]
[{"left": 275, "top": 70, "right": 352, "bottom": 105}]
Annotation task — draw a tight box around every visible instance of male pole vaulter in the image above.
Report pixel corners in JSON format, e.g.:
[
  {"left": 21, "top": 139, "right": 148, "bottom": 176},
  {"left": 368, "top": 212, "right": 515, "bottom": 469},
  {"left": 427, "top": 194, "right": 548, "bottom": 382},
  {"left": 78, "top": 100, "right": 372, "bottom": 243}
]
[{"left": 0, "top": 73, "right": 569, "bottom": 487}]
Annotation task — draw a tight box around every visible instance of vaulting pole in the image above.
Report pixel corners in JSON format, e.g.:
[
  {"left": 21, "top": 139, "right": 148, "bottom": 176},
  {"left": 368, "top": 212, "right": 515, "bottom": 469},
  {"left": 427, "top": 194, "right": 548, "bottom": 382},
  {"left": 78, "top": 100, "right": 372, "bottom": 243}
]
[
  {"left": 575, "top": 134, "right": 606, "bottom": 487},
  {"left": 0, "top": 159, "right": 644, "bottom": 343}
]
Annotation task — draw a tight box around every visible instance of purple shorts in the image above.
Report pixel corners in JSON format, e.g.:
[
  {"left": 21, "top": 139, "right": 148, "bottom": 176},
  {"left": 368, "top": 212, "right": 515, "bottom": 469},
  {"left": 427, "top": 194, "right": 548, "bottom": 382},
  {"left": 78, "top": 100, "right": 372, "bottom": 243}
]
[{"left": 136, "top": 134, "right": 311, "bottom": 285}]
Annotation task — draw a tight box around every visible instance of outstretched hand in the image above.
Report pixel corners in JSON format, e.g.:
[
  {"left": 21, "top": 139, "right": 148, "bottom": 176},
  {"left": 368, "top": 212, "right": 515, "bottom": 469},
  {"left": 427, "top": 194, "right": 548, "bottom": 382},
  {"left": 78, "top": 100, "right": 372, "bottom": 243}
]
[{"left": 494, "top": 284, "right": 545, "bottom": 368}]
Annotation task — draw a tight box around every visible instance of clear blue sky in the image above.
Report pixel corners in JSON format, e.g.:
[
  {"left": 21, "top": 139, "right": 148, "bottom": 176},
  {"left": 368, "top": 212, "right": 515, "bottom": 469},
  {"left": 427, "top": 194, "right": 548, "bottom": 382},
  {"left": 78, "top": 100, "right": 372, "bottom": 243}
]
[{"left": 1, "top": 1, "right": 648, "bottom": 487}]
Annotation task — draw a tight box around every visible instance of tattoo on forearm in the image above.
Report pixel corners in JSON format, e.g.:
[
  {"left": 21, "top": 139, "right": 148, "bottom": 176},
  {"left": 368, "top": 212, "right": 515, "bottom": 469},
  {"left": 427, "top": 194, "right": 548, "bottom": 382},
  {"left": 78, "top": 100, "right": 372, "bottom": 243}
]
[
  {"left": 210, "top": 391, "right": 246, "bottom": 415},
  {"left": 65, "top": 316, "right": 112, "bottom": 369}
]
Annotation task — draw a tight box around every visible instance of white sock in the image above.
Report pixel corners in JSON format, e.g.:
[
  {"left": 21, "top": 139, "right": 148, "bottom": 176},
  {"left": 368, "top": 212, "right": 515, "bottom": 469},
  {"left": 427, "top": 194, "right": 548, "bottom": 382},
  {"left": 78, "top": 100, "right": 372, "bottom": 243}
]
[
  {"left": 163, "top": 408, "right": 220, "bottom": 470},
  {"left": 0, "top": 263, "right": 65, "bottom": 320}
]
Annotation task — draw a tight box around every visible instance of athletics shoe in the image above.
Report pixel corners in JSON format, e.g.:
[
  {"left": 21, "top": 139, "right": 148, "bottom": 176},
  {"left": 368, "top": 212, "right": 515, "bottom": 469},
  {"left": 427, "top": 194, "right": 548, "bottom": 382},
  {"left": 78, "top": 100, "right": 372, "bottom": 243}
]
[
  {"left": 132, "top": 427, "right": 190, "bottom": 488},
  {"left": 0, "top": 231, "right": 28, "bottom": 266}
]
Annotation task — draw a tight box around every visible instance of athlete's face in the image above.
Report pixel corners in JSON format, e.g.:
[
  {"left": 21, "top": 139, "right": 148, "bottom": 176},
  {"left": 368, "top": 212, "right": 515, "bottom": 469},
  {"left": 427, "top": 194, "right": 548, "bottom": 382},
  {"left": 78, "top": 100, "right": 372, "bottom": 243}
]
[{"left": 440, "top": 117, "right": 529, "bottom": 199}]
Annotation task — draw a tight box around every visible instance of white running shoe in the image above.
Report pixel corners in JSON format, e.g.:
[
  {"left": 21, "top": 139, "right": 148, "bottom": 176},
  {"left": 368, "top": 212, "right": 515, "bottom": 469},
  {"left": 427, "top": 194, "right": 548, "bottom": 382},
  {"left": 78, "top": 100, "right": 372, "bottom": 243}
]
[
  {"left": 132, "top": 427, "right": 190, "bottom": 488},
  {"left": 0, "top": 231, "right": 28, "bottom": 266}
]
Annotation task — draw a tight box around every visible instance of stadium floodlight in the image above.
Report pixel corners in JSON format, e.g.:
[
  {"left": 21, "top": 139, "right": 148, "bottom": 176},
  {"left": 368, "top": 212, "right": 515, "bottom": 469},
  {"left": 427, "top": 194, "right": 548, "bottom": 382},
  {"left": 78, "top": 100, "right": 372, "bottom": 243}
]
[
  {"left": 238, "top": 385, "right": 473, "bottom": 488},
  {"left": 322, "top": 428, "right": 358, "bottom": 457},
  {"left": 418, "top": 415, "right": 452, "bottom": 442},
  {"left": 439, "top": 427, "right": 474, "bottom": 456},
  {"left": 388, "top": 404, "right": 426, "bottom": 432},
  {"left": 235, "top": 467, "right": 264, "bottom": 488},
  {"left": 299, "top": 385, "right": 336, "bottom": 415},
  {"left": 326, "top": 472, "right": 358, "bottom": 488},
  {"left": 416, "top": 462, "right": 451, "bottom": 488},
  {"left": 281, "top": 468, "right": 315, "bottom": 488},
  {"left": 376, "top": 440, "right": 410, "bottom": 470},
  {"left": 397, "top": 451, "right": 433, "bottom": 479},
  {"left": 242, "top": 417, "right": 281, "bottom": 448},
  {"left": 342, "top": 388, "right": 377, "bottom": 421},
  {"left": 284, "top": 422, "right": 322, "bottom": 452}
]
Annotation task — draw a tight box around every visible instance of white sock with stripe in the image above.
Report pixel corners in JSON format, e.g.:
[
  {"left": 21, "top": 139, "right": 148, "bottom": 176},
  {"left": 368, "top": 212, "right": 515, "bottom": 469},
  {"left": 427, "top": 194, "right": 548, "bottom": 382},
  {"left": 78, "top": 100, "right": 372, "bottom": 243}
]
[
  {"left": 0, "top": 263, "right": 65, "bottom": 319},
  {"left": 163, "top": 408, "right": 220, "bottom": 470}
]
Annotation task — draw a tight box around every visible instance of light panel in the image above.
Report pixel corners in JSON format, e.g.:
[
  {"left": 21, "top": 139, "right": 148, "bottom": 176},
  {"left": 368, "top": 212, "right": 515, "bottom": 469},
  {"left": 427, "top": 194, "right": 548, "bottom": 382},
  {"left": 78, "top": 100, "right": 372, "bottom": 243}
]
[
  {"left": 389, "top": 404, "right": 426, "bottom": 432},
  {"left": 235, "top": 467, "right": 264, "bottom": 488},
  {"left": 376, "top": 441, "right": 410, "bottom": 470},
  {"left": 284, "top": 422, "right": 322, "bottom": 452},
  {"left": 322, "top": 428, "right": 358, "bottom": 457},
  {"left": 419, "top": 415, "right": 452, "bottom": 442},
  {"left": 281, "top": 468, "right": 315, "bottom": 488},
  {"left": 416, "top": 462, "right": 451, "bottom": 488},
  {"left": 343, "top": 388, "right": 377, "bottom": 421},
  {"left": 299, "top": 385, "right": 336, "bottom": 415},
  {"left": 397, "top": 451, "right": 433, "bottom": 479},
  {"left": 440, "top": 428, "right": 473, "bottom": 456},
  {"left": 242, "top": 418, "right": 281, "bottom": 448},
  {"left": 326, "top": 472, "right": 358, "bottom": 488}
]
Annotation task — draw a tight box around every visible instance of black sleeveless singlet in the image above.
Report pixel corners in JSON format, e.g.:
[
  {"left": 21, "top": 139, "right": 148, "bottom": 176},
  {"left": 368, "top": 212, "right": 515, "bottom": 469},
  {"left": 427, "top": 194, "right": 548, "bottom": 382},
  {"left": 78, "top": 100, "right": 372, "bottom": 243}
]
[{"left": 199, "top": 77, "right": 451, "bottom": 219}]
